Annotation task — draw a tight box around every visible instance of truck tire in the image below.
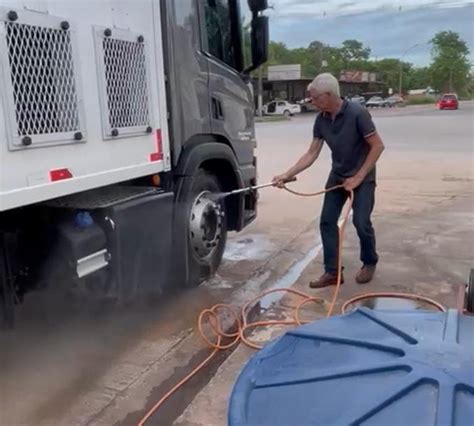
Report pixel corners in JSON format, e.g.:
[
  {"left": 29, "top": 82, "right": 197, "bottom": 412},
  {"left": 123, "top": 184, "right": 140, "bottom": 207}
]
[{"left": 186, "top": 170, "right": 228, "bottom": 287}]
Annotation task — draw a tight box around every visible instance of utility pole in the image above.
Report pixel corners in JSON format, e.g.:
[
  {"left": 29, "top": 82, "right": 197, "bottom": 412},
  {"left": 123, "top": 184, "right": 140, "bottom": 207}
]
[
  {"left": 398, "top": 63, "right": 403, "bottom": 96},
  {"left": 399, "top": 43, "right": 419, "bottom": 95}
]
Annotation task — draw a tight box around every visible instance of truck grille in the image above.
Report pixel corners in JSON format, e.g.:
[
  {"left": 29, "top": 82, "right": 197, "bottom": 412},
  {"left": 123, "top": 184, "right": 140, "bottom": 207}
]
[
  {"left": 102, "top": 37, "right": 150, "bottom": 130},
  {"left": 5, "top": 21, "right": 80, "bottom": 137}
]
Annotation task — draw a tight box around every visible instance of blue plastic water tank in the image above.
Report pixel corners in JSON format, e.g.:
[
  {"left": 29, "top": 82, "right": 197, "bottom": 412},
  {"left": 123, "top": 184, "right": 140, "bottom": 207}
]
[{"left": 229, "top": 308, "right": 474, "bottom": 426}]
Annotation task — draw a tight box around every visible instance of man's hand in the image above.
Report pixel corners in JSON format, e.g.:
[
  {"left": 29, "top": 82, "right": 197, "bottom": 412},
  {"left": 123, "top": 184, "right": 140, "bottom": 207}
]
[
  {"left": 343, "top": 174, "right": 364, "bottom": 191},
  {"left": 272, "top": 173, "right": 293, "bottom": 188}
]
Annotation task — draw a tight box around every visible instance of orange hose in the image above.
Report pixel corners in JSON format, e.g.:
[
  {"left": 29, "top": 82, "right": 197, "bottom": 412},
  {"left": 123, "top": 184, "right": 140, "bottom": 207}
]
[{"left": 137, "top": 184, "right": 445, "bottom": 426}]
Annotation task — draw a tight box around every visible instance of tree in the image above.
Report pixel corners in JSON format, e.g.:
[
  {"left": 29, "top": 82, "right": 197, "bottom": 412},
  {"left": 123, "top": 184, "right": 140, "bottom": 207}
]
[
  {"left": 429, "top": 31, "right": 470, "bottom": 94},
  {"left": 370, "top": 59, "right": 404, "bottom": 92},
  {"left": 324, "top": 46, "right": 345, "bottom": 77},
  {"left": 341, "top": 39, "right": 371, "bottom": 66},
  {"left": 267, "top": 41, "right": 292, "bottom": 65},
  {"left": 259, "top": 41, "right": 291, "bottom": 77},
  {"left": 406, "top": 67, "right": 431, "bottom": 90},
  {"left": 262, "top": 38, "right": 435, "bottom": 94}
]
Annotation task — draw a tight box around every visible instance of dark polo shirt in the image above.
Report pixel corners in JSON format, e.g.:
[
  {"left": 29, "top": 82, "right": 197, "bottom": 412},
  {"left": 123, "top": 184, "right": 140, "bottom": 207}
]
[{"left": 313, "top": 100, "right": 377, "bottom": 186}]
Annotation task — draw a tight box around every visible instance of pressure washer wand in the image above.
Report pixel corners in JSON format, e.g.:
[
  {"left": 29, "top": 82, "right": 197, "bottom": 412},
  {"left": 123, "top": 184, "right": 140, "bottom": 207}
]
[{"left": 223, "top": 177, "right": 297, "bottom": 198}]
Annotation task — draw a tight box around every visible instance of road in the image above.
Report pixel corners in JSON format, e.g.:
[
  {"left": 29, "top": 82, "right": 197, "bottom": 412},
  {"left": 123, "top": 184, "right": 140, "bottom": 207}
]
[
  {"left": 1, "top": 102, "right": 473, "bottom": 426},
  {"left": 234, "top": 101, "right": 473, "bottom": 256}
]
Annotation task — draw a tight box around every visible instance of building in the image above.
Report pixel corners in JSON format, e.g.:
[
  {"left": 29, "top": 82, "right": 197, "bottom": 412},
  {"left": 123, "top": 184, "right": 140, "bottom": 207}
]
[{"left": 253, "top": 66, "right": 386, "bottom": 110}]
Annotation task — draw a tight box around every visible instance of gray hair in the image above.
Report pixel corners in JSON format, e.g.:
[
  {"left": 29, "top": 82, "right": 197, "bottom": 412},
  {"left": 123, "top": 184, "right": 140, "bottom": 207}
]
[{"left": 308, "top": 73, "right": 340, "bottom": 98}]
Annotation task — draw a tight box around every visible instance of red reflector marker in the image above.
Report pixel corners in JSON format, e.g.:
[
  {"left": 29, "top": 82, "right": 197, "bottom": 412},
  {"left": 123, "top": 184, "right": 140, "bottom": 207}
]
[
  {"left": 50, "top": 168, "right": 73, "bottom": 182},
  {"left": 150, "top": 152, "right": 163, "bottom": 162},
  {"left": 150, "top": 129, "right": 164, "bottom": 162}
]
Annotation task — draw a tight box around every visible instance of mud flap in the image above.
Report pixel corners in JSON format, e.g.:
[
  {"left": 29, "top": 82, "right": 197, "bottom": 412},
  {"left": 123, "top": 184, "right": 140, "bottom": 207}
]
[{"left": 0, "top": 236, "right": 15, "bottom": 329}]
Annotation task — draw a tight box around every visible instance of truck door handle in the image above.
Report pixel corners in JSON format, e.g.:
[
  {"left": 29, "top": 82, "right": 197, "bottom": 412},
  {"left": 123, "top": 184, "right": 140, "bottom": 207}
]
[{"left": 212, "top": 97, "right": 224, "bottom": 120}]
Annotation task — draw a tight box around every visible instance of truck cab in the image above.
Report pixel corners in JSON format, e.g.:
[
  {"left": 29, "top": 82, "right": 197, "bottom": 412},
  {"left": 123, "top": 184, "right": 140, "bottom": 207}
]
[{"left": 0, "top": 0, "right": 269, "bottom": 326}]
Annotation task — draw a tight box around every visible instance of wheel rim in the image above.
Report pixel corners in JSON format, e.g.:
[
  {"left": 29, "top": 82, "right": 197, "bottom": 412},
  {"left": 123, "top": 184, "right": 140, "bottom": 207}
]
[{"left": 189, "top": 191, "right": 223, "bottom": 260}]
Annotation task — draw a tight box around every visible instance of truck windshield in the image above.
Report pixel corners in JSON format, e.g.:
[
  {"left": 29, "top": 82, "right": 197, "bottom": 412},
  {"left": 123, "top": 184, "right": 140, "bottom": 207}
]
[
  {"left": 238, "top": 0, "right": 252, "bottom": 71},
  {"left": 204, "top": 0, "right": 252, "bottom": 73}
]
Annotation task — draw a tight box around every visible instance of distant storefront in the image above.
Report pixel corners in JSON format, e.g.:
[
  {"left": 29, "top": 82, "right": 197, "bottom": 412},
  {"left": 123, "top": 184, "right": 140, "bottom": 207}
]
[
  {"left": 262, "top": 78, "right": 312, "bottom": 104},
  {"left": 253, "top": 76, "right": 386, "bottom": 108},
  {"left": 339, "top": 70, "right": 386, "bottom": 98}
]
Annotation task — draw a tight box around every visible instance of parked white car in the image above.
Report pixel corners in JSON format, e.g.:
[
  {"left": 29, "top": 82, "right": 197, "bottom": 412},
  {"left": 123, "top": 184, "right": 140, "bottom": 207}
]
[
  {"left": 297, "top": 97, "right": 319, "bottom": 112},
  {"left": 366, "top": 96, "right": 387, "bottom": 108},
  {"left": 263, "top": 100, "right": 301, "bottom": 116}
]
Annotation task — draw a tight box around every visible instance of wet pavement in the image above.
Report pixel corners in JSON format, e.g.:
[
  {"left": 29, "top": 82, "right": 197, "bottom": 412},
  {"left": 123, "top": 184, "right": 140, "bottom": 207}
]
[
  {"left": 174, "top": 194, "right": 473, "bottom": 426},
  {"left": 0, "top": 102, "right": 473, "bottom": 426}
]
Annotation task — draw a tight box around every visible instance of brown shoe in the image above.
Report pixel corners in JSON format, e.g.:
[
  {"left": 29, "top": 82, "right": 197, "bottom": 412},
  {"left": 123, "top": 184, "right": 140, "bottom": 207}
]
[
  {"left": 309, "top": 272, "right": 344, "bottom": 289},
  {"left": 356, "top": 265, "right": 376, "bottom": 284}
]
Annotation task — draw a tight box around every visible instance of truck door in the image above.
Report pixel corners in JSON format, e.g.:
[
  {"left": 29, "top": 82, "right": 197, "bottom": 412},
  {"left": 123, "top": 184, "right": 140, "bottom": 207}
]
[
  {"left": 164, "top": 0, "right": 212, "bottom": 159},
  {"left": 200, "top": 0, "right": 254, "bottom": 166}
]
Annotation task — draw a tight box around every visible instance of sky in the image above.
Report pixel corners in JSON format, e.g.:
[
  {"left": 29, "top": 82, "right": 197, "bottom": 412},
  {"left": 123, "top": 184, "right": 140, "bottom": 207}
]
[{"left": 266, "top": 0, "right": 474, "bottom": 66}]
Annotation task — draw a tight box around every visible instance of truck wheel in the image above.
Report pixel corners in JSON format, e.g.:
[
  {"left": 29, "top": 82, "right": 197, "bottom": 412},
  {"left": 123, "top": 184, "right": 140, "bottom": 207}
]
[{"left": 187, "top": 170, "right": 228, "bottom": 287}]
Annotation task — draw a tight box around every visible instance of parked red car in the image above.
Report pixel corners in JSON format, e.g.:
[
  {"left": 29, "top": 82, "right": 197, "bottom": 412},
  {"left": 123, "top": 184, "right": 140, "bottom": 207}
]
[{"left": 437, "top": 94, "right": 459, "bottom": 110}]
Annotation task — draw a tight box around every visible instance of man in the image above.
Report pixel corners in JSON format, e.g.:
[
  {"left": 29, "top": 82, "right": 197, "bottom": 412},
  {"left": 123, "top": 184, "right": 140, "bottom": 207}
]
[{"left": 273, "top": 73, "right": 385, "bottom": 288}]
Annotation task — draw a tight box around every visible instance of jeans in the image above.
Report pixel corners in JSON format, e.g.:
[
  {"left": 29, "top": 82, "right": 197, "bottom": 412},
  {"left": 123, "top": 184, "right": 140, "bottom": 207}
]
[{"left": 320, "top": 181, "right": 378, "bottom": 274}]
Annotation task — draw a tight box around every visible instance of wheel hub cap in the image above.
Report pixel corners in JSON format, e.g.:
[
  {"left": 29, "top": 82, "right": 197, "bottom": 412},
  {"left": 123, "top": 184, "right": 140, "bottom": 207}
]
[{"left": 189, "top": 192, "right": 223, "bottom": 259}]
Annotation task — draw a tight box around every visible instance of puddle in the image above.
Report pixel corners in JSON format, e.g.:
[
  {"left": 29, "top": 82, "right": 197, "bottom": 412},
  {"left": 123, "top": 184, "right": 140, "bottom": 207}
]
[
  {"left": 223, "top": 235, "right": 274, "bottom": 262},
  {"left": 349, "top": 297, "right": 439, "bottom": 311},
  {"left": 241, "top": 216, "right": 348, "bottom": 312}
]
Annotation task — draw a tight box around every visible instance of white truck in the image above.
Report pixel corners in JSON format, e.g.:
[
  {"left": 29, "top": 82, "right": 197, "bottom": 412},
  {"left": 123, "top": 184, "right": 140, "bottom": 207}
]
[{"left": 0, "top": 0, "right": 269, "bottom": 326}]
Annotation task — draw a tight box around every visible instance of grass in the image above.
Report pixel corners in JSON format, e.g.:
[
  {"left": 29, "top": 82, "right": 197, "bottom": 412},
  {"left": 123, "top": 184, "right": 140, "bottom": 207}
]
[{"left": 405, "top": 96, "right": 436, "bottom": 105}]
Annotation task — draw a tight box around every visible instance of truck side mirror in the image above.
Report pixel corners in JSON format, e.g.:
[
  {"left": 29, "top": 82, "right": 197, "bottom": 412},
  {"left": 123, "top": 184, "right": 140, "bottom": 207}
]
[
  {"left": 248, "top": 0, "right": 268, "bottom": 12},
  {"left": 250, "top": 16, "right": 269, "bottom": 70}
]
